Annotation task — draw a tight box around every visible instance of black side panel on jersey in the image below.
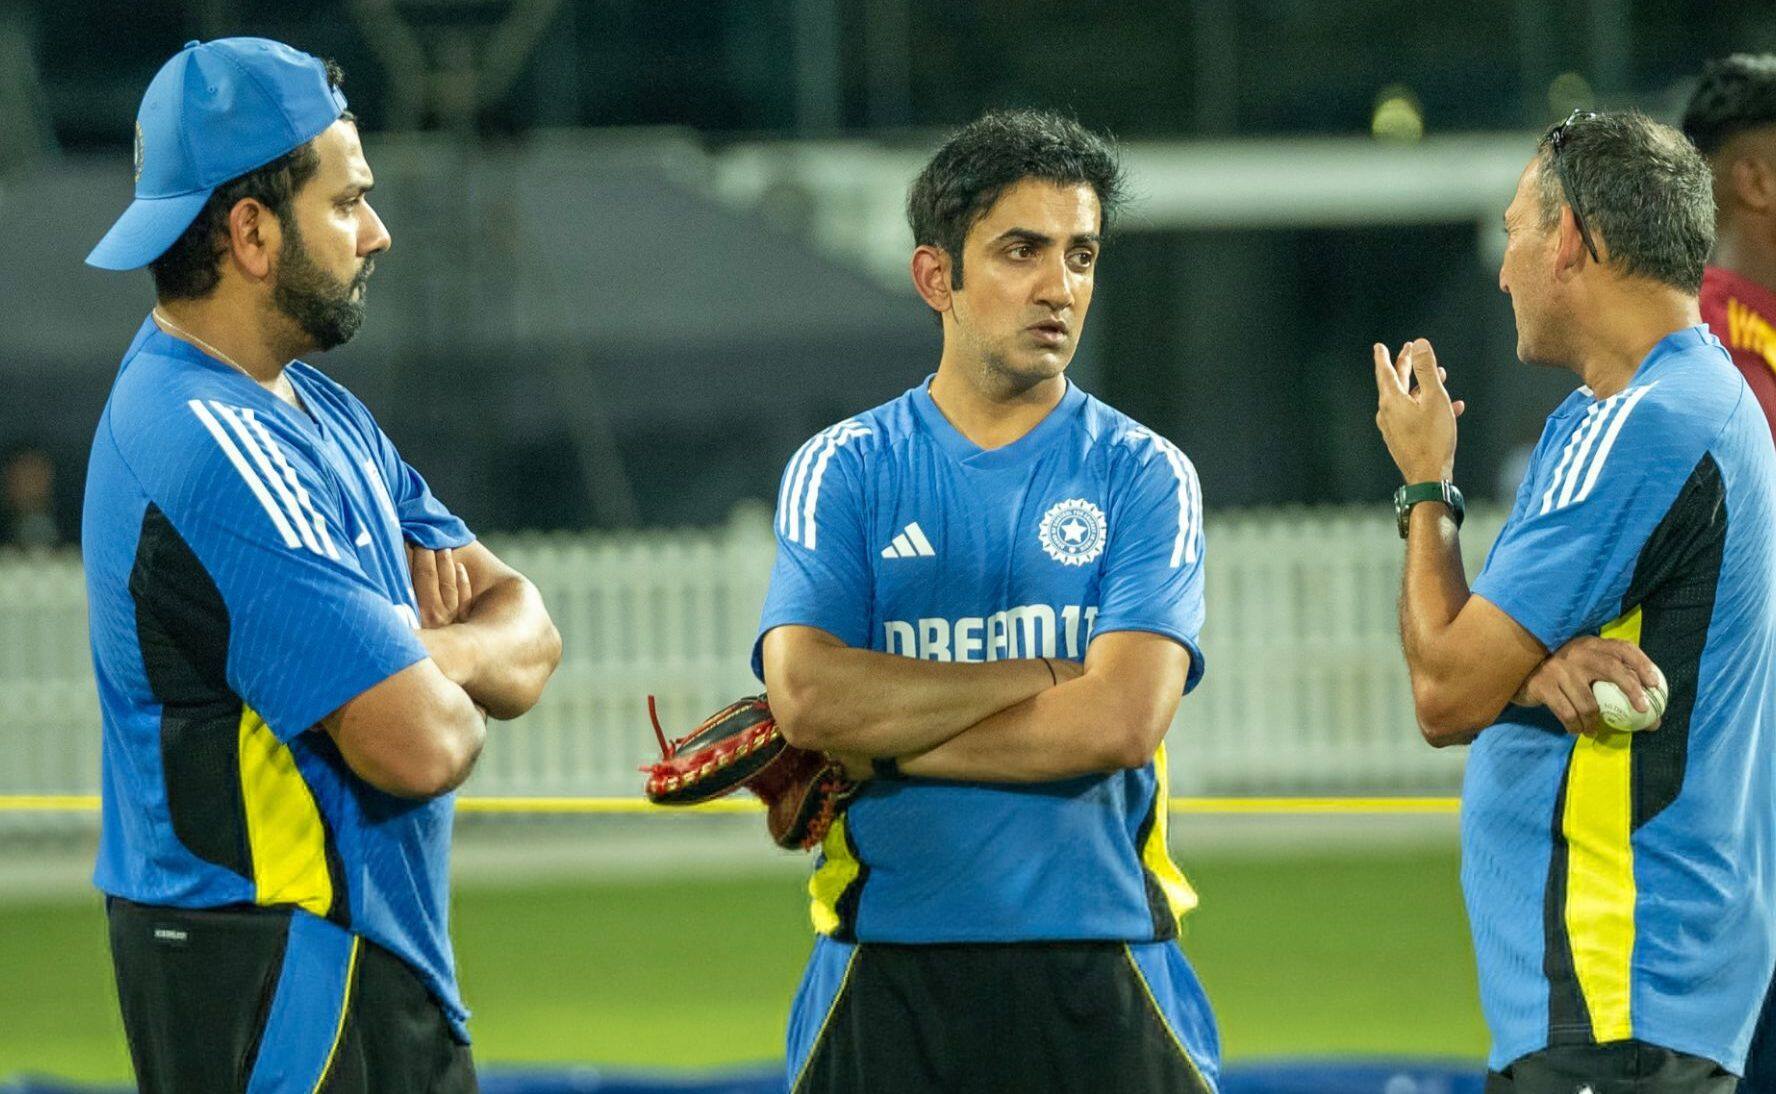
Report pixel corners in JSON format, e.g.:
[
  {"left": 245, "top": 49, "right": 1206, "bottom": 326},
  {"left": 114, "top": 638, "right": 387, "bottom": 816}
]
[
  {"left": 1620, "top": 454, "right": 1727, "bottom": 831},
  {"left": 1538, "top": 453, "right": 1728, "bottom": 1048},
  {"left": 1133, "top": 792, "right": 1180, "bottom": 942},
  {"left": 130, "top": 503, "right": 252, "bottom": 881},
  {"left": 830, "top": 822, "right": 870, "bottom": 944}
]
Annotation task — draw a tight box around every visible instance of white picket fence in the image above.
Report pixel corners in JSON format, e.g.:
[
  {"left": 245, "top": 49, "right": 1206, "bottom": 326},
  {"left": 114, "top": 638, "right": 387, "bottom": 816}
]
[{"left": 0, "top": 505, "right": 1507, "bottom": 835}]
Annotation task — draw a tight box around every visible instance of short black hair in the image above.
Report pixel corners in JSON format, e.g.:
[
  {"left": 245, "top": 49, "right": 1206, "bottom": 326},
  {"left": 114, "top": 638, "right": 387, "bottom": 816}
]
[
  {"left": 1682, "top": 54, "right": 1776, "bottom": 157},
  {"left": 907, "top": 109, "right": 1125, "bottom": 289},
  {"left": 149, "top": 59, "right": 349, "bottom": 301},
  {"left": 1534, "top": 110, "right": 1715, "bottom": 294}
]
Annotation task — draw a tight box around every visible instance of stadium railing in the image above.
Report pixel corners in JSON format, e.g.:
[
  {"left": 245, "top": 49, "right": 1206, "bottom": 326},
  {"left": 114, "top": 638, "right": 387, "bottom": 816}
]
[{"left": 0, "top": 504, "right": 1505, "bottom": 836}]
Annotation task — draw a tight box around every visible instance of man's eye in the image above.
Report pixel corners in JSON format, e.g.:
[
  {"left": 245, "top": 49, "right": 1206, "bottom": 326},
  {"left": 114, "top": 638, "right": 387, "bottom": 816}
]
[
  {"left": 1009, "top": 244, "right": 1032, "bottom": 259},
  {"left": 1070, "top": 250, "right": 1096, "bottom": 267}
]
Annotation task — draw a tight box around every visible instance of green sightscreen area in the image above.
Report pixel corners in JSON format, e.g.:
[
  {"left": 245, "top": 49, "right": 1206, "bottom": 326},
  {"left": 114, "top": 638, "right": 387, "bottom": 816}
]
[{"left": 0, "top": 847, "right": 1485, "bottom": 1082}]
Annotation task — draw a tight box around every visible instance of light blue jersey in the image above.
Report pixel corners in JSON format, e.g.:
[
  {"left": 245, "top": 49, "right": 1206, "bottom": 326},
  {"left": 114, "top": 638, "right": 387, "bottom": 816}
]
[
  {"left": 754, "top": 377, "right": 1206, "bottom": 943},
  {"left": 84, "top": 317, "right": 476, "bottom": 1037},
  {"left": 1466, "top": 326, "right": 1776, "bottom": 1072}
]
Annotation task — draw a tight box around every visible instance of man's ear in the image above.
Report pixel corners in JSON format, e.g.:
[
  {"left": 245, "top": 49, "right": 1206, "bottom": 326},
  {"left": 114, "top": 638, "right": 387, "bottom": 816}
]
[
  {"left": 1551, "top": 204, "right": 1594, "bottom": 282},
  {"left": 911, "top": 244, "right": 954, "bottom": 314},
  {"left": 225, "top": 198, "right": 281, "bottom": 282},
  {"left": 1730, "top": 155, "right": 1776, "bottom": 217}
]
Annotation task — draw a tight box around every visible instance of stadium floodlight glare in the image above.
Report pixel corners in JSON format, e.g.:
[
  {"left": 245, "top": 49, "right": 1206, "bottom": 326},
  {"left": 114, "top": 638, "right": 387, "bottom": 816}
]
[
  {"left": 1547, "top": 71, "right": 1595, "bottom": 118},
  {"left": 1371, "top": 85, "right": 1425, "bottom": 142}
]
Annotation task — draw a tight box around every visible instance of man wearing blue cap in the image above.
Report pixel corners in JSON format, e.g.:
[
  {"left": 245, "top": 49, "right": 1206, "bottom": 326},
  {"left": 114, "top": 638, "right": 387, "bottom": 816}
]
[{"left": 83, "top": 38, "right": 562, "bottom": 1092}]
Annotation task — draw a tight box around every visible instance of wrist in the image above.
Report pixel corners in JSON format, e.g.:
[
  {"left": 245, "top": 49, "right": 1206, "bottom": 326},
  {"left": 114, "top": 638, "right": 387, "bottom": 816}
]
[
  {"left": 1394, "top": 480, "right": 1464, "bottom": 538},
  {"left": 419, "top": 624, "right": 482, "bottom": 692},
  {"left": 1400, "top": 463, "right": 1453, "bottom": 484}
]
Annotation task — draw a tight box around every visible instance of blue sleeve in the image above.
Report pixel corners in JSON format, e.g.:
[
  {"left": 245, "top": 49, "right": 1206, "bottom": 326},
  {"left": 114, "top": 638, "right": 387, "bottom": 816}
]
[
  {"left": 137, "top": 398, "right": 430, "bottom": 742},
  {"left": 366, "top": 416, "right": 473, "bottom": 551},
  {"left": 1093, "top": 433, "right": 1207, "bottom": 693},
  {"left": 1471, "top": 392, "right": 1700, "bottom": 649},
  {"left": 751, "top": 423, "right": 875, "bottom": 681}
]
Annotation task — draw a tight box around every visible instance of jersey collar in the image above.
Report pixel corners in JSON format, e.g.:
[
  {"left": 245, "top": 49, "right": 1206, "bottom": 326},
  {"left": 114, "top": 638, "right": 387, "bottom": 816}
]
[
  {"left": 910, "top": 373, "right": 1086, "bottom": 470},
  {"left": 1558, "top": 324, "right": 1716, "bottom": 417},
  {"left": 131, "top": 313, "right": 324, "bottom": 433}
]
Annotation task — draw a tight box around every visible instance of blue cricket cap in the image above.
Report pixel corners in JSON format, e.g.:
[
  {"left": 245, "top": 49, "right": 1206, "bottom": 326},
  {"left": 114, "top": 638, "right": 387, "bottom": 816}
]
[{"left": 86, "top": 38, "right": 348, "bottom": 271}]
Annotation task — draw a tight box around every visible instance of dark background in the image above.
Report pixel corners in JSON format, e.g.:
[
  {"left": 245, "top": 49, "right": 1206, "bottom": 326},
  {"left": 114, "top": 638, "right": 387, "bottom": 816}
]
[{"left": 3, "top": 0, "right": 1773, "bottom": 539}]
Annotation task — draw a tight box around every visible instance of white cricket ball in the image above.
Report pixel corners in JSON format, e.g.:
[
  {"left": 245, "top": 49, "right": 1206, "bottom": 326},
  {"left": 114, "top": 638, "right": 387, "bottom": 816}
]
[{"left": 1591, "top": 674, "right": 1668, "bottom": 733}]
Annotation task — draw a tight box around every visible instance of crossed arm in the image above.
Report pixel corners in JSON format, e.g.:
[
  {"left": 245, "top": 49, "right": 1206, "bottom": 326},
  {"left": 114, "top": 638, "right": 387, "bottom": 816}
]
[
  {"left": 322, "top": 540, "right": 562, "bottom": 799},
  {"left": 406, "top": 541, "right": 563, "bottom": 720},
  {"left": 1379, "top": 341, "right": 1663, "bottom": 745},
  {"left": 761, "top": 625, "right": 1189, "bottom": 782},
  {"left": 1397, "top": 504, "right": 1548, "bottom": 744}
]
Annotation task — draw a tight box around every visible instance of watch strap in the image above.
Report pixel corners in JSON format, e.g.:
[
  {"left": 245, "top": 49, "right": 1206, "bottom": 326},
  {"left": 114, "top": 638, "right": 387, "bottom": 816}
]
[{"left": 1396, "top": 480, "right": 1464, "bottom": 537}]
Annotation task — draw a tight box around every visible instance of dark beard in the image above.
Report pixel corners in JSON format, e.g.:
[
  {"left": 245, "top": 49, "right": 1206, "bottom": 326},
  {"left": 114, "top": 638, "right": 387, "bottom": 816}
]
[{"left": 272, "top": 222, "right": 371, "bottom": 352}]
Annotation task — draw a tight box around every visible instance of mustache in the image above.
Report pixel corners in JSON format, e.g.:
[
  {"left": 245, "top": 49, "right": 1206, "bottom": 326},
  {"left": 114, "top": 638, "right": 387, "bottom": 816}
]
[{"left": 350, "top": 258, "right": 375, "bottom": 291}]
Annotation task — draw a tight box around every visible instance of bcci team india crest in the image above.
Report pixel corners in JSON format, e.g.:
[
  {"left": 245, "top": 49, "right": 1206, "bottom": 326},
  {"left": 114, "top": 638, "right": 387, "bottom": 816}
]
[{"left": 1038, "top": 498, "right": 1107, "bottom": 566}]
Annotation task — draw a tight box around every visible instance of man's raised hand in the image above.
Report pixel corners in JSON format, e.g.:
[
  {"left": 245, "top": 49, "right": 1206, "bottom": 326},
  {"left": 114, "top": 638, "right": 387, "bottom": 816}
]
[{"left": 1373, "top": 338, "right": 1466, "bottom": 484}]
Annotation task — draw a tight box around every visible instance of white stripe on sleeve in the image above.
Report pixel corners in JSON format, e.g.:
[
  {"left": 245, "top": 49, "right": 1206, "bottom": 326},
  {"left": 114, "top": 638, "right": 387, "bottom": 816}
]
[
  {"left": 782, "top": 426, "right": 841, "bottom": 545},
  {"left": 799, "top": 424, "right": 871, "bottom": 550},
  {"left": 1571, "top": 383, "right": 1658, "bottom": 506},
  {"left": 242, "top": 409, "right": 339, "bottom": 560},
  {"left": 1186, "top": 457, "right": 1204, "bottom": 565},
  {"left": 1140, "top": 430, "right": 1197, "bottom": 569},
  {"left": 1554, "top": 393, "right": 1622, "bottom": 511},
  {"left": 207, "top": 402, "right": 323, "bottom": 555},
  {"left": 1540, "top": 403, "right": 1602, "bottom": 516},
  {"left": 187, "top": 400, "right": 304, "bottom": 550},
  {"left": 779, "top": 433, "right": 824, "bottom": 541}
]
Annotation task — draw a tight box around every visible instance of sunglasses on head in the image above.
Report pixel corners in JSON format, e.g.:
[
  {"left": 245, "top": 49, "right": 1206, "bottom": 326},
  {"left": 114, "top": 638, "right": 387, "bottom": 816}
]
[{"left": 1544, "top": 108, "right": 1603, "bottom": 263}]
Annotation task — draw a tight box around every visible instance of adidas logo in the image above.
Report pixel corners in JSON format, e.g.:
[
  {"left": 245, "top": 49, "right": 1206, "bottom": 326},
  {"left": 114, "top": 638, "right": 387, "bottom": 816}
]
[{"left": 881, "top": 522, "right": 936, "bottom": 559}]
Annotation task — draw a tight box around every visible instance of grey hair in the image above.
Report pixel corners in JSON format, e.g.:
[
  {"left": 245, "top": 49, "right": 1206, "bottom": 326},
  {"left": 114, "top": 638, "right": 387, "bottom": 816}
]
[{"left": 1534, "top": 110, "right": 1716, "bottom": 293}]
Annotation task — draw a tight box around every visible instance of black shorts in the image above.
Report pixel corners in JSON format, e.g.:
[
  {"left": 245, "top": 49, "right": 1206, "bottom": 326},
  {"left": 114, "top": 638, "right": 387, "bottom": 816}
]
[
  {"left": 1485, "top": 1040, "right": 1736, "bottom": 1094},
  {"left": 787, "top": 937, "right": 1218, "bottom": 1093},
  {"left": 108, "top": 897, "right": 476, "bottom": 1093}
]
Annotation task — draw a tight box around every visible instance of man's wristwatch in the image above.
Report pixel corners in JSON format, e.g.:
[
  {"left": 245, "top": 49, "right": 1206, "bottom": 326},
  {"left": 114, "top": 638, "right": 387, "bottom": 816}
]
[{"left": 1394, "top": 480, "right": 1464, "bottom": 538}]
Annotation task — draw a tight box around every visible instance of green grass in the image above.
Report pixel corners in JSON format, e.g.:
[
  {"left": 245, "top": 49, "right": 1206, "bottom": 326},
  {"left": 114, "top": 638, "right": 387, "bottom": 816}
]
[{"left": 0, "top": 848, "right": 1484, "bottom": 1081}]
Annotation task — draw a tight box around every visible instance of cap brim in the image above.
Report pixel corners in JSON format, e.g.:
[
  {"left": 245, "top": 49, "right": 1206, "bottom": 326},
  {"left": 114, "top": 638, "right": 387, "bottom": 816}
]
[{"left": 85, "top": 189, "right": 216, "bottom": 271}]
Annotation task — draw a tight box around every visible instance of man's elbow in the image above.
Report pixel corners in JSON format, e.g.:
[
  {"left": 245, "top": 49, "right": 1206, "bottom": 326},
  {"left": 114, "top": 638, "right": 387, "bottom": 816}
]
[
  {"left": 367, "top": 700, "right": 486, "bottom": 799},
  {"left": 1104, "top": 702, "right": 1176, "bottom": 770},
  {"left": 484, "top": 616, "right": 564, "bottom": 720},
  {"left": 1411, "top": 681, "right": 1493, "bottom": 748},
  {"left": 532, "top": 614, "right": 563, "bottom": 689},
  {"left": 394, "top": 733, "right": 484, "bottom": 798},
  {"left": 770, "top": 680, "right": 833, "bottom": 751}
]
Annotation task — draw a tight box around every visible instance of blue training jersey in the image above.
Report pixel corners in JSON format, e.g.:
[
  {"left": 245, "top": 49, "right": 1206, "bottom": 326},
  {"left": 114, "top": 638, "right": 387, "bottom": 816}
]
[
  {"left": 1466, "top": 326, "right": 1776, "bottom": 1072},
  {"left": 753, "top": 377, "right": 1206, "bottom": 943},
  {"left": 83, "top": 317, "right": 476, "bottom": 1037}
]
